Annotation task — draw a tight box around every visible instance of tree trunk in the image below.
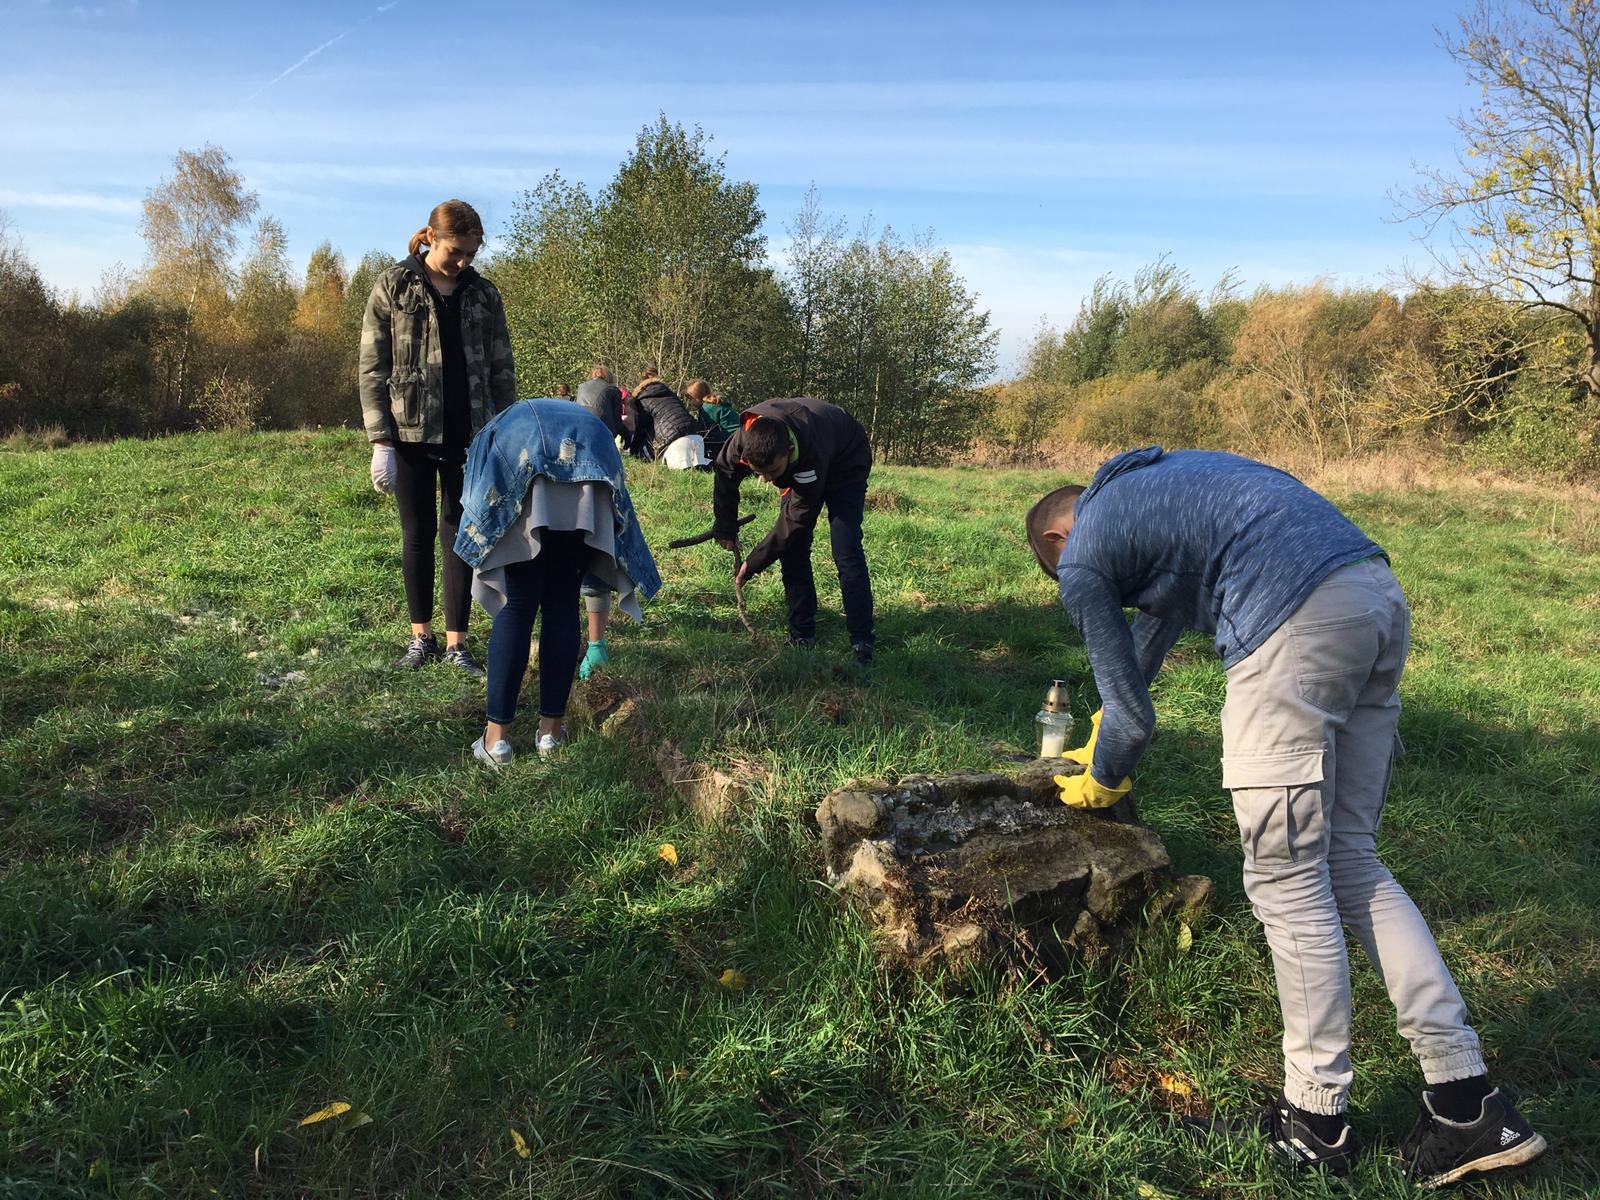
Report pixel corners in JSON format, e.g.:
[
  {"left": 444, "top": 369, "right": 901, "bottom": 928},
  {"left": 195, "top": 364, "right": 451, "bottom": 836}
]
[{"left": 1585, "top": 317, "right": 1600, "bottom": 406}]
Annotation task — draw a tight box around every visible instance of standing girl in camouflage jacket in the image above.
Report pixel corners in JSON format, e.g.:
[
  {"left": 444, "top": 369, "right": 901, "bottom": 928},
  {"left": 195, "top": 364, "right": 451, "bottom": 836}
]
[{"left": 359, "top": 199, "right": 518, "bottom": 673}]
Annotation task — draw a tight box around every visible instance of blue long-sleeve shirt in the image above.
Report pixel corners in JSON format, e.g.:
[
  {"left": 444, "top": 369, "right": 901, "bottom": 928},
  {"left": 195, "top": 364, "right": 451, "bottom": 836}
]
[{"left": 1058, "top": 446, "right": 1383, "bottom": 784}]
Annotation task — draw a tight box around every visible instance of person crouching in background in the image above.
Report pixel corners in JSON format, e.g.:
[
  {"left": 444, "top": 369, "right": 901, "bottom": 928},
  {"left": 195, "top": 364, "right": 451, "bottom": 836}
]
[
  {"left": 631, "top": 367, "right": 707, "bottom": 468},
  {"left": 684, "top": 378, "right": 740, "bottom": 462}
]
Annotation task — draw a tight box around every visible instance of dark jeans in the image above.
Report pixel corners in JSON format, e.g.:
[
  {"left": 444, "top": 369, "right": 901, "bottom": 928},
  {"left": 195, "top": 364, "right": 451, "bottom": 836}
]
[
  {"left": 778, "top": 479, "right": 875, "bottom": 647},
  {"left": 485, "top": 530, "right": 590, "bottom": 724},
  {"left": 393, "top": 441, "right": 471, "bottom": 631}
]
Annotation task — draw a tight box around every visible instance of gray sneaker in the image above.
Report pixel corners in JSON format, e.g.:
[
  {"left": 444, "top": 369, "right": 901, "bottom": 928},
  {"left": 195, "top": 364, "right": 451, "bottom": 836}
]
[
  {"left": 395, "top": 633, "right": 440, "bottom": 670},
  {"left": 472, "top": 735, "right": 513, "bottom": 768},
  {"left": 444, "top": 643, "right": 485, "bottom": 678}
]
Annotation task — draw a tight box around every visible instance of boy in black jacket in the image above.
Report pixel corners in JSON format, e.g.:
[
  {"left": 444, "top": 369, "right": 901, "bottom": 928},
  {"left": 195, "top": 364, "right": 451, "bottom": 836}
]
[{"left": 712, "top": 397, "right": 876, "bottom": 663}]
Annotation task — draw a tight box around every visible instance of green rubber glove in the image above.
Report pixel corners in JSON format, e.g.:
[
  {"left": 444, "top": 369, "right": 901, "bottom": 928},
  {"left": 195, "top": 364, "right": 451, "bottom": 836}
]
[
  {"left": 1061, "top": 708, "right": 1102, "bottom": 766},
  {"left": 1053, "top": 771, "right": 1132, "bottom": 810},
  {"left": 578, "top": 639, "right": 610, "bottom": 680}
]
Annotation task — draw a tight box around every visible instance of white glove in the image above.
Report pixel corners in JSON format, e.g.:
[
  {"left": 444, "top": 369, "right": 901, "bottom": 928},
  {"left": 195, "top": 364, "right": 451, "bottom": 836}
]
[{"left": 370, "top": 444, "right": 396, "bottom": 494}]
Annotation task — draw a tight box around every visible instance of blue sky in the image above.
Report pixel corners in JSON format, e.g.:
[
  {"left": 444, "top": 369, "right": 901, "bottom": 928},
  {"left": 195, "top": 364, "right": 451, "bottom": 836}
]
[{"left": 4, "top": 0, "right": 1475, "bottom": 371}]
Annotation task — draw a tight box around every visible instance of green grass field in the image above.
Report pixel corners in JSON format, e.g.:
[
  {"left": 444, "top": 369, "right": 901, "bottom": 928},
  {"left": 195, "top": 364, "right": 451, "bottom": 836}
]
[{"left": 1, "top": 430, "right": 1596, "bottom": 1198}]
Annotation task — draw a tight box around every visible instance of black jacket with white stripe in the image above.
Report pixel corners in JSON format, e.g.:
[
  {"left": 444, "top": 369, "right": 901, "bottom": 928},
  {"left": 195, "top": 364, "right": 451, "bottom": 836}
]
[{"left": 711, "top": 396, "right": 874, "bottom": 576}]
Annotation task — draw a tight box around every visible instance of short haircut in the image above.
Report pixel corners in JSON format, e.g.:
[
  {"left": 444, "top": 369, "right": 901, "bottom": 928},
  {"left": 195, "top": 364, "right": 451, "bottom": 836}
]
[
  {"left": 739, "top": 416, "right": 791, "bottom": 473},
  {"left": 1025, "top": 484, "right": 1085, "bottom": 577},
  {"left": 589, "top": 365, "right": 613, "bottom": 383}
]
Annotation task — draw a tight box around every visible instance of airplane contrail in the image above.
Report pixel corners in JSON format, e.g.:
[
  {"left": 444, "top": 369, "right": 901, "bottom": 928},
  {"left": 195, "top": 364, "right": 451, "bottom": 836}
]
[{"left": 236, "top": 1, "right": 402, "bottom": 108}]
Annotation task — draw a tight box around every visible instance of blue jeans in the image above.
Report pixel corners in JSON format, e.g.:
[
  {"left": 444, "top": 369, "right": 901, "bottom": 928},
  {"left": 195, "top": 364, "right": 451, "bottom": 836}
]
[
  {"left": 778, "top": 479, "right": 874, "bottom": 647},
  {"left": 485, "top": 530, "right": 589, "bottom": 724}
]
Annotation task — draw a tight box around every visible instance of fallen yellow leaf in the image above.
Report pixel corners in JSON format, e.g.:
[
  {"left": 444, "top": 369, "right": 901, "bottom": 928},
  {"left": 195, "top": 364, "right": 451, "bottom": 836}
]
[
  {"left": 1135, "top": 1183, "right": 1175, "bottom": 1200},
  {"left": 1176, "top": 923, "right": 1194, "bottom": 953},
  {"left": 717, "top": 968, "right": 748, "bottom": 991},
  {"left": 1157, "top": 1073, "right": 1193, "bottom": 1098},
  {"left": 657, "top": 843, "right": 678, "bottom": 867},
  {"left": 510, "top": 1127, "right": 531, "bottom": 1159},
  {"left": 343, "top": 1111, "right": 373, "bottom": 1130},
  {"left": 298, "top": 1101, "right": 351, "bottom": 1127}
]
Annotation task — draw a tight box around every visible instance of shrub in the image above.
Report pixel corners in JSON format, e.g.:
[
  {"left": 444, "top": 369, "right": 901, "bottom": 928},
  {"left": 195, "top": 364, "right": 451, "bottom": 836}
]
[
  {"left": 195, "top": 373, "right": 267, "bottom": 432},
  {"left": 1057, "top": 362, "right": 1222, "bottom": 450}
]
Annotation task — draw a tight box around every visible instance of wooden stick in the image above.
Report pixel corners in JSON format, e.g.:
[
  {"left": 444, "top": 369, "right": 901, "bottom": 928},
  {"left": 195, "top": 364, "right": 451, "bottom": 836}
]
[
  {"left": 664, "top": 513, "right": 756, "bottom": 550},
  {"left": 732, "top": 544, "right": 755, "bottom": 635},
  {"left": 664, "top": 514, "right": 759, "bottom": 635}
]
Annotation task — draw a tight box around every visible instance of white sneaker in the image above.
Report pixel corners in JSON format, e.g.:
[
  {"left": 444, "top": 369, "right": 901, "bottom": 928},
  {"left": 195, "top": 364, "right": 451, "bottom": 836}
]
[
  {"left": 472, "top": 735, "right": 513, "bottom": 768},
  {"left": 535, "top": 726, "right": 568, "bottom": 759}
]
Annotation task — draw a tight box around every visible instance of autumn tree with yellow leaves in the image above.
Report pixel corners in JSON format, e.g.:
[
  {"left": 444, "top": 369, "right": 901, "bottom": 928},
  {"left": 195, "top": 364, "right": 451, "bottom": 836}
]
[{"left": 1408, "top": 0, "right": 1600, "bottom": 410}]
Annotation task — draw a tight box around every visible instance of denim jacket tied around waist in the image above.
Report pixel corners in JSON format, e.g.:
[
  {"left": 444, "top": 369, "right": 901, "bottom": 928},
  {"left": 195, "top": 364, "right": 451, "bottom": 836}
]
[{"left": 454, "top": 398, "right": 662, "bottom": 599}]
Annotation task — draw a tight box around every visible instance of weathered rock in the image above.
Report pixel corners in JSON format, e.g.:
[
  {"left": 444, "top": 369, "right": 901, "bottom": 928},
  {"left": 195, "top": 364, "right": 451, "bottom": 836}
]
[{"left": 816, "top": 760, "right": 1202, "bottom": 972}]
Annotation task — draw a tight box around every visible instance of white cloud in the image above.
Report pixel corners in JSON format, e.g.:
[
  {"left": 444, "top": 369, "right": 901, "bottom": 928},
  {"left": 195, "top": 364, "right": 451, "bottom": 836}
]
[{"left": 0, "top": 188, "right": 141, "bottom": 214}]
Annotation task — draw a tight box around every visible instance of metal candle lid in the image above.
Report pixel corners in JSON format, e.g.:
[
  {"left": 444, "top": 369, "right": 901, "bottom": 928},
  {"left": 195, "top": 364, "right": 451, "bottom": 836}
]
[{"left": 1042, "top": 679, "right": 1071, "bottom": 714}]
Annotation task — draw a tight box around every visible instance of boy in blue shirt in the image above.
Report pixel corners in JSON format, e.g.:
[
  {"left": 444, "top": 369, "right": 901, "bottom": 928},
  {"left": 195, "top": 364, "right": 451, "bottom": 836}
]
[{"left": 1027, "top": 446, "right": 1545, "bottom": 1187}]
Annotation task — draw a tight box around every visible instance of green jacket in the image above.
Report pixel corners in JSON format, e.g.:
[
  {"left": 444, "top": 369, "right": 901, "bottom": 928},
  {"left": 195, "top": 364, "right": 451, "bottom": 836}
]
[
  {"left": 358, "top": 256, "right": 517, "bottom": 444},
  {"left": 698, "top": 400, "right": 743, "bottom": 439}
]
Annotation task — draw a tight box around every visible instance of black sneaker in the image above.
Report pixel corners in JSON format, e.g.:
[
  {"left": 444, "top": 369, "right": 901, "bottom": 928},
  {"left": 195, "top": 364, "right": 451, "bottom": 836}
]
[
  {"left": 1399, "top": 1088, "right": 1547, "bottom": 1189},
  {"left": 788, "top": 634, "right": 816, "bottom": 649},
  {"left": 395, "top": 633, "right": 440, "bottom": 670},
  {"left": 1182, "top": 1092, "right": 1363, "bottom": 1177},
  {"left": 852, "top": 641, "right": 875, "bottom": 666},
  {"left": 443, "top": 643, "right": 485, "bottom": 678}
]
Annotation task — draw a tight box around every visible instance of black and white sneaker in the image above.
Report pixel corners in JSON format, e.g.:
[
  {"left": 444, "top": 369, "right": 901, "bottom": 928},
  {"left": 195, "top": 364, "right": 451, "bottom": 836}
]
[
  {"left": 1399, "top": 1088, "right": 1547, "bottom": 1189},
  {"left": 851, "top": 641, "right": 875, "bottom": 666},
  {"left": 395, "top": 633, "right": 440, "bottom": 670},
  {"left": 1182, "top": 1092, "right": 1363, "bottom": 1177},
  {"left": 443, "top": 643, "right": 485, "bottom": 678}
]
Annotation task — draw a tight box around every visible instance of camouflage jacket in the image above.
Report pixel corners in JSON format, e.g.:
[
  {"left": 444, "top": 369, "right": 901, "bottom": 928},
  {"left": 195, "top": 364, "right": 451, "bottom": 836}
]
[{"left": 358, "top": 256, "right": 517, "bottom": 444}]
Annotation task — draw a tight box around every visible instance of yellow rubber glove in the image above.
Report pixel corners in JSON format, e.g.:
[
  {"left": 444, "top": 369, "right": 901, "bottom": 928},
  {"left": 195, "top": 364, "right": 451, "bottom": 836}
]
[
  {"left": 1054, "top": 771, "right": 1132, "bottom": 810},
  {"left": 1061, "top": 708, "right": 1102, "bottom": 766}
]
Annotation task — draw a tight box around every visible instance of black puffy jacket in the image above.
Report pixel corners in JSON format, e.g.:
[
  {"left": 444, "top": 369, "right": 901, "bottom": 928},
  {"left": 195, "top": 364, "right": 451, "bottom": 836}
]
[{"left": 632, "top": 380, "right": 698, "bottom": 457}]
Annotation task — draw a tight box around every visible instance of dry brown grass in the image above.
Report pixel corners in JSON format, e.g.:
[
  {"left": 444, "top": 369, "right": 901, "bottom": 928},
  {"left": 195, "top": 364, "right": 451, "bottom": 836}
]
[{"left": 958, "top": 439, "right": 1600, "bottom": 508}]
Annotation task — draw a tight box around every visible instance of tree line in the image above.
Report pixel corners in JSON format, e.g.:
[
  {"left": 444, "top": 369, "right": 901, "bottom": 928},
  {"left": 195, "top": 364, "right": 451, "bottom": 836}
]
[
  {"left": 0, "top": 119, "right": 995, "bottom": 464},
  {"left": 987, "top": 257, "right": 1595, "bottom": 474},
  {"left": 3, "top": 0, "right": 1597, "bottom": 471}
]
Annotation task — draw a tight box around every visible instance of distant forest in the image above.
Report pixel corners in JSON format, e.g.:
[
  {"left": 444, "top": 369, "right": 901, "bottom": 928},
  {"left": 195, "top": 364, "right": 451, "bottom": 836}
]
[{"left": 5, "top": 0, "right": 1599, "bottom": 477}]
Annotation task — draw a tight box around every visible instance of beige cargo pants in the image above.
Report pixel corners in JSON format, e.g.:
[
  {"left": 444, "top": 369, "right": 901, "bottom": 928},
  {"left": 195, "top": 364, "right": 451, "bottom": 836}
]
[{"left": 1221, "top": 557, "right": 1486, "bottom": 1115}]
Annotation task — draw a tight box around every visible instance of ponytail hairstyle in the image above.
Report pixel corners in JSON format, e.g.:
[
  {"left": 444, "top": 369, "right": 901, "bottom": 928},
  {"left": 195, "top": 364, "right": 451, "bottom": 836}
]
[{"left": 408, "top": 199, "right": 486, "bottom": 257}]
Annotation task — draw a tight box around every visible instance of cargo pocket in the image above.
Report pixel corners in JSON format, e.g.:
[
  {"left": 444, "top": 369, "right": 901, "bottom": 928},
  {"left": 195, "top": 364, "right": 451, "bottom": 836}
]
[{"left": 1224, "top": 748, "right": 1327, "bottom": 869}]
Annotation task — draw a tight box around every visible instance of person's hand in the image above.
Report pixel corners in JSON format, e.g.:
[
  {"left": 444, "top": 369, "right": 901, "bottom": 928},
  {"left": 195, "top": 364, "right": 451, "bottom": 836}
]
[
  {"left": 1054, "top": 771, "right": 1131, "bottom": 810},
  {"left": 1061, "top": 709, "right": 1102, "bottom": 766},
  {"left": 370, "top": 444, "right": 397, "bottom": 494},
  {"left": 716, "top": 537, "right": 741, "bottom": 554},
  {"left": 578, "top": 639, "right": 610, "bottom": 681},
  {"left": 734, "top": 561, "right": 750, "bottom": 586}
]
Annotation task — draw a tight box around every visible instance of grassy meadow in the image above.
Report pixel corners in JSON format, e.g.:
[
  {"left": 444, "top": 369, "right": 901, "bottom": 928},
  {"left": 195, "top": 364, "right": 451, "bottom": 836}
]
[{"left": 0, "top": 430, "right": 1596, "bottom": 1198}]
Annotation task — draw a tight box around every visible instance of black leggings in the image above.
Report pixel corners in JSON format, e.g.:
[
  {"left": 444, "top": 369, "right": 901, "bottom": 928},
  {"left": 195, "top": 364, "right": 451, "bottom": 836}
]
[
  {"left": 393, "top": 441, "right": 471, "bottom": 631},
  {"left": 485, "top": 530, "right": 590, "bottom": 724}
]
